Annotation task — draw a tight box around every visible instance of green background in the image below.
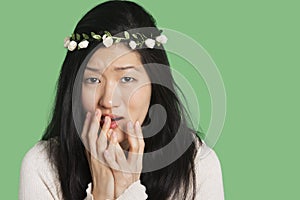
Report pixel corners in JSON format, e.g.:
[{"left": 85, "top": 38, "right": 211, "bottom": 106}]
[{"left": 0, "top": 0, "right": 299, "bottom": 199}]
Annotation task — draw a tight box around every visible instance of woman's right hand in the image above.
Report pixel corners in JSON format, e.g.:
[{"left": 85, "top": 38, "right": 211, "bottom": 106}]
[{"left": 81, "top": 109, "right": 114, "bottom": 200}]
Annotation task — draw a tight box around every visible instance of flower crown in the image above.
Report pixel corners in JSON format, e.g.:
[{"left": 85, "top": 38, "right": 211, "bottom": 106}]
[{"left": 64, "top": 30, "right": 168, "bottom": 51}]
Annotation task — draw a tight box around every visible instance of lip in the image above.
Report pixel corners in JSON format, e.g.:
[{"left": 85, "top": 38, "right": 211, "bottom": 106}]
[{"left": 100, "top": 114, "right": 124, "bottom": 129}]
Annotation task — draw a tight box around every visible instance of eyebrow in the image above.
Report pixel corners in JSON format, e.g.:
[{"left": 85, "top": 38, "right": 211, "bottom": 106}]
[
  {"left": 85, "top": 66, "right": 101, "bottom": 72},
  {"left": 114, "top": 66, "right": 141, "bottom": 71},
  {"left": 85, "top": 65, "right": 141, "bottom": 72}
]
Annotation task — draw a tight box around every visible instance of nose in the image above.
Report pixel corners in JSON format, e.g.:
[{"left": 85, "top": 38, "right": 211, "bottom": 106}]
[{"left": 98, "top": 80, "right": 120, "bottom": 109}]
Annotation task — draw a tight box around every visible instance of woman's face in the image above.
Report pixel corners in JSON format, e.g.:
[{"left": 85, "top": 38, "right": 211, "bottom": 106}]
[{"left": 81, "top": 43, "right": 151, "bottom": 149}]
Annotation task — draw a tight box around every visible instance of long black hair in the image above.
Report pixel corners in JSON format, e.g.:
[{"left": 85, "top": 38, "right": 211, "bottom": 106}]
[{"left": 42, "top": 1, "right": 202, "bottom": 199}]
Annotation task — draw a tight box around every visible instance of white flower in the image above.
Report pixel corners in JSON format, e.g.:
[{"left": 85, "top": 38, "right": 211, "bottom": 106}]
[
  {"left": 156, "top": 34, "right": 168, "bottom": 44},
  {"left": 129, "top": 40, "right": 137, "bottom": 49},
  {"left": 64, "top": 37, "right": 70, "bottom": 48},
  {"left": 145, "top": 38, "right": 155, "bottom": 49},
  {"left": 102, "top": 34, "right": 113, "bottom": 47},
  {"left": 78, "top": 40, "right": 89, "bottom": 49},
  {"left": 68, "top": 41, "right": 77, "bottom": 51}
]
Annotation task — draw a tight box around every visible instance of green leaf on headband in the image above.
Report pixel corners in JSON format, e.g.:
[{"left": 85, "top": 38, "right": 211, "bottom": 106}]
[
  {"left": 92, "top": 34, "right": 101, "bottom": 40},
  {"left": 71, "top": 33, "right": 75, "bottom": 40},
  {"left": 132, "top": 34, "right": 138, "bottom": 39},
  {"left": 115, "top": 38, "right": 121, "bottom": 43},
  {"left": 82, "top": 33, "right": 89, "bottom": 40},
  {"left": 104, "top": 31, "right": 111, "bottom": 37},
  {"left": 124, "top": 31, "right": 130, "bottom": 39},
  {"left": 76, "top": 33, "right": 80, "bottom": 41}
]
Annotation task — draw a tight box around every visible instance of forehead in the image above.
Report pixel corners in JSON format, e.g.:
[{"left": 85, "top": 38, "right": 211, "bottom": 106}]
[{"left": 87, "top": 43, "right": 142, "bottom": 71}]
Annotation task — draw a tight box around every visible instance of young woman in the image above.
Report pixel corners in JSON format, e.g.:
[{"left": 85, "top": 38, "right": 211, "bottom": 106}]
[{"left": 19, "top": 1, "right": 224, "bottom": 199}]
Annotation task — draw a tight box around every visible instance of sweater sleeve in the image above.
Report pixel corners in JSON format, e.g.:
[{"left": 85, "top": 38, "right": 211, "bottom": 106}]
[
  {"left": 85, "top": 180, "right": 148, "bottom": 200},
  {"left": 194, "top": 143, "right": 225, "bottom": 200},
  {"left": 19, "top": 141, "right": 62, "bottom": 200}
]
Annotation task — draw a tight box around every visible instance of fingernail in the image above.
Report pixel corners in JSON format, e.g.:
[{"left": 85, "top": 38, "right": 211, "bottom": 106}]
[
  {"left": 95, "top": 110, "right": 99, "bottom": 116},
  {"left": 105, "top": 116, "right": 109, "bottom": 123},
  {"left": 86, "top": 112, "right": 90, "bottom": 119}
]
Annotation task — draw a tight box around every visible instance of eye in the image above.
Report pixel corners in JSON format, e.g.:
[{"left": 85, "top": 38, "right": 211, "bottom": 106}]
[
  {"left": 120, "top": 77, "right": 136, "bottom": 83},
  {"left": 85, "top": 77, "right": 101, "bottom": 84}
]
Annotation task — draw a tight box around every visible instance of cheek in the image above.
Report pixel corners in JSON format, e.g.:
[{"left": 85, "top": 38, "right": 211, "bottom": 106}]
[
  {"left": 81, "top": 85, "right": 96, "bottom": 111},
  {"left": 127, "top": 84, "right": 151, "bottom": 122}
]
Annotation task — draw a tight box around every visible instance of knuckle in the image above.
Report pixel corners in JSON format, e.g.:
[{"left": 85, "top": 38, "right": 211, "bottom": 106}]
[
  {"left": 130, "top": 143, "right": 139, "bottom": 151},
  {"left": 139, "top": 140, "right": 145, "bottom": 148}
]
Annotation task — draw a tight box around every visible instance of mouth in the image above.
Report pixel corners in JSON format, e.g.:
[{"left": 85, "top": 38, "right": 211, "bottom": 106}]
[{"left": 100, "top": 114, "right": 124, "bottom": 129}]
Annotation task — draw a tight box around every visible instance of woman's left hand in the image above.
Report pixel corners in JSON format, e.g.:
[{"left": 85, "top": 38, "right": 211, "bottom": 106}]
[{"left": 104, "top": 121, "right": 145, "bottom": 198}]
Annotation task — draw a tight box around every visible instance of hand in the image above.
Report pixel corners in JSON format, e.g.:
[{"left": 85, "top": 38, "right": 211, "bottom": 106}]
[
  {"left": 104, "top": 121, "right": 145, "bottom": 198},
  {"left": 81, "top": 109, "right": 115, "bottom": 200}
]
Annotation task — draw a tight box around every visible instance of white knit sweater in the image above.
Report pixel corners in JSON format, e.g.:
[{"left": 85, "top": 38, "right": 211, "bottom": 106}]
[{"left": 19, "top": 140, "right": 224, "bottom": 200}]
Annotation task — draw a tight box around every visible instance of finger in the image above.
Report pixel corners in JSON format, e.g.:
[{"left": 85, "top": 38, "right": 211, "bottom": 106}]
[
  {"left": 96, "top": 116, "right": 111, "bottom": 152},
  {"left": 128, "top": 121, "right": 144, "bottom": 168},
  {"left": 104, "top": 150, "right": 119, "bottom": 171},
  {"left": 106, "top": 132, "right": 128, "bottom": 173},
  {"left": 127, "top": 121, "right": 139, "bottom": 166},
  {"left": 134, "top": 121, "right": 145, "bottom": 170},
  {"left": 87, "top": 109, "right": 101, "bottom": 156},
  {"left": 128, "top": 121, "right": 145, "bottom": 153},
  {"left": 85, "top": 149, "right": 92, "bottom": 170},
  {"left": 135, "top": 121, "right": 145, "bottom": 153},
  {"left": 110, "top": 131, "right": 128, "bottom": 167},
  {"left": 114, "top": 142, "right": 128, "bottom": 171},
  {"left": 105, "top": 130, "right": 117, "bottom": 162},
  {"left": 81, "top": 112, "right": 92, "bottom": 149},
  {"left": 127, "top": 121, "right": 139, "bottom": 153}
]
